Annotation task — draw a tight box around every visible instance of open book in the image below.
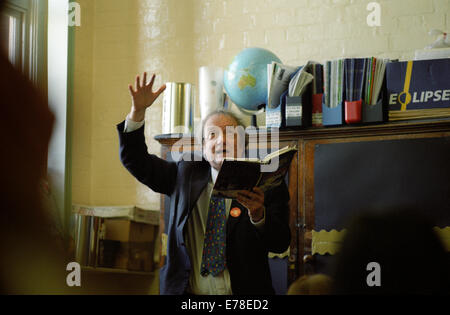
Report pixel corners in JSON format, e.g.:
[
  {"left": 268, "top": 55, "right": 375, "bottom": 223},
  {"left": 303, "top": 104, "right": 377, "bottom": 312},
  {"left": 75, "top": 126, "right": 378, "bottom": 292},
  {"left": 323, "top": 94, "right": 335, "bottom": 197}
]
[{"left": 212, "top": 145, "right": 298, "bottom": 199}]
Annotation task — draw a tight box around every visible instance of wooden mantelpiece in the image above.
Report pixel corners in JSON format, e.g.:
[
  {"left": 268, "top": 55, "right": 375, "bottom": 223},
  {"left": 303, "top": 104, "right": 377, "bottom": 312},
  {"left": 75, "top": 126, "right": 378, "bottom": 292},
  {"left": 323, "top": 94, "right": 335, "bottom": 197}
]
[
  {"left": 155, "top": 119, "right": 450, "bottom": 144},
  {"left": 155, "top": 118, "right": 450, "bottom": 284}
]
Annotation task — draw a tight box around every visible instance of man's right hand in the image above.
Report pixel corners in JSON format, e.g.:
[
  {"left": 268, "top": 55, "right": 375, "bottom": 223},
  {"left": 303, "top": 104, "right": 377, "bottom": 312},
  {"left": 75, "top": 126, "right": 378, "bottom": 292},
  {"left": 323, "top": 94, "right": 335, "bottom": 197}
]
[{"left": 128, "top": 72, "right": 166, "bottom": 122}]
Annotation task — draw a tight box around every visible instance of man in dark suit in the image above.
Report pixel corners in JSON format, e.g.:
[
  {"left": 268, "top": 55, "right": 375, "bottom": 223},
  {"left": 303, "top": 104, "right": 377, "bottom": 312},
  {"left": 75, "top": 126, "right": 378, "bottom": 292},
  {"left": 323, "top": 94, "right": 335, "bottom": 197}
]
[{"left": 117, "top": 72, "right": 291, "bottom": 295}]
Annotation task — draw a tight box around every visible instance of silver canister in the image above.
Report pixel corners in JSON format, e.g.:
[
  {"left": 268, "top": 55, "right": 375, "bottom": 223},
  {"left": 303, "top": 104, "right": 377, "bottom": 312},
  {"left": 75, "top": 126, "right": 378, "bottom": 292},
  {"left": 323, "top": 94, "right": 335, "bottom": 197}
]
[
  {"left": 73, "top": 214, "right": 101, "bottom": 267},
  {"left": 74, "top": 214, "right": 90, "bottom": 266},
  {"left": 162, "top": 82, "right": 195, "bottom": 134}
]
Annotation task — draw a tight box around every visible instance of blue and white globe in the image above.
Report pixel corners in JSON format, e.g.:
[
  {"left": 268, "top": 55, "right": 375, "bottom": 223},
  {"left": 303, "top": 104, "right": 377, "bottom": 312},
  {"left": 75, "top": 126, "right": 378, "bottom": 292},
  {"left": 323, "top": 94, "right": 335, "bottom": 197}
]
[{"left": 224, "top": 47, "right": 282, "bottom": 111}]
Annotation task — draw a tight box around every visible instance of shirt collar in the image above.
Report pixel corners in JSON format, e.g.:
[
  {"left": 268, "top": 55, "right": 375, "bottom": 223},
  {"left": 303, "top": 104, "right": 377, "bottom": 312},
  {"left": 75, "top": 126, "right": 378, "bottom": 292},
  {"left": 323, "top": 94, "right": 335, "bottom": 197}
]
[{"left": 211, "top": 167, "right": 219, "bottom": 184}]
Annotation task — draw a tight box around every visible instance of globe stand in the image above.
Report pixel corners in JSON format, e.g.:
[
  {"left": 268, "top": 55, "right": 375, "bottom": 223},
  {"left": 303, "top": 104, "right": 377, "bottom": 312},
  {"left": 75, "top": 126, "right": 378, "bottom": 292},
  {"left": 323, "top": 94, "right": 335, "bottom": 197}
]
[
  {"left": 251, "top": 114, "right": 257, "bottom": 128},
  {"left": 237, "top": 104, "right": 266, "bottom": 128}
]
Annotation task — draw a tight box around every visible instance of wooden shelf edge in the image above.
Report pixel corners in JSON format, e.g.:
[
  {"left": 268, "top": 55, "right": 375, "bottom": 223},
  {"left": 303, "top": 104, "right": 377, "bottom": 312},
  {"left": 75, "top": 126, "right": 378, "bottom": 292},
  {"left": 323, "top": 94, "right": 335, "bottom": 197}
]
[
  {"left": 155, "top": 119, "right": 450, "bottom": 145},
  {"left": 81, "top": 266, "right": 156, "bottom": 276}
]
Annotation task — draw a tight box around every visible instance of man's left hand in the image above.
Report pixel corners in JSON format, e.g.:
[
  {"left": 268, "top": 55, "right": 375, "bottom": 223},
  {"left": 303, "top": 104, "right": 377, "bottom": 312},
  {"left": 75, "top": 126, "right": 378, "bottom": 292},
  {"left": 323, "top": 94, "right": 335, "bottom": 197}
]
[{"left": 237, "top": 187, "right": 265, "bottom": 223}]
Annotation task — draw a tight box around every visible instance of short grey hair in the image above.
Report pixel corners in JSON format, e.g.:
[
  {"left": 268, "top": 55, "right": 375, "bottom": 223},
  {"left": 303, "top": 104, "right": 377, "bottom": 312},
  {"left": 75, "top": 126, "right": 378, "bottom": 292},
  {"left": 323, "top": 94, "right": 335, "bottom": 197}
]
[{"left": 199, "top": 109, "right": 246, "bottom": 141}]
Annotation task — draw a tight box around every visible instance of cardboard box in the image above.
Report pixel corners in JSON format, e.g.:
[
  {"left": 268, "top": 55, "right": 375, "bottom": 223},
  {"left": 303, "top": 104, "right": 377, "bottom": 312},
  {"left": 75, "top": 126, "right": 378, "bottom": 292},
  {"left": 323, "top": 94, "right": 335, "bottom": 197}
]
[
  {"left": 103, "top": 219, "right": 157, "bottom": 272},
  {"left": 127, "top": 242, "right": 154, "bottom": 272},
  {"left": 104, "top": 219, "right": 156, "bottom": 243},
  {"left": 98, "top": 239, "right": 120, "bottom": 268},
  {"left": 114, "top": 242, "right": 129, "bottom": 270},
  {"left": 72, "top": 205, "right": 160, "bottom": 225},
  {"left": 133, "top": 207, "right": 160, "bottom": 225},
  {"left": 386, "top": 58, "right": 450, "bottom": 121},
  {"left": 110, "top": 242, "right": 155, "bottom": 272}
]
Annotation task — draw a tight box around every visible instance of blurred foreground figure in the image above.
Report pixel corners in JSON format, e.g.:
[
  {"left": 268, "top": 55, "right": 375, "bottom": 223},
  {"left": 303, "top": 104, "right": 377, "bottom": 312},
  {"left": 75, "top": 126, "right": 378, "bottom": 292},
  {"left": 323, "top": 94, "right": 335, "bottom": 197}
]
[
  {"left": 287, "top": 274, "right": 333, "bottom": 295},
  {"left": 331, "top": 208, "right": 450, "bottom": 294},
  {"left": 0, "top": 51, "right": 70, "bottom": 293},
  {"left": 0, "top": 0, "right": 69, "bottom": 292}
]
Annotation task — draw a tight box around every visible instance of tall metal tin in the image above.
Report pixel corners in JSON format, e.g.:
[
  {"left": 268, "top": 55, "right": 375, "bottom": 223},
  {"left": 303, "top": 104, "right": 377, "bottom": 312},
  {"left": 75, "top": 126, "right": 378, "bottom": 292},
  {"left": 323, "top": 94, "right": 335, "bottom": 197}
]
[{"left": 162, "top": 82, "right": 195, "bottom": 134}]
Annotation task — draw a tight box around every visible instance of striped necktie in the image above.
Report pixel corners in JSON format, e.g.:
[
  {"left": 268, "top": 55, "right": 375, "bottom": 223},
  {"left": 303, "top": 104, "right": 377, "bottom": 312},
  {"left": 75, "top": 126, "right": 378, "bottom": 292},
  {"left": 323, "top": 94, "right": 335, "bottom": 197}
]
[{"left": 200, "top": 196, "right": 227, "bottom": 277}]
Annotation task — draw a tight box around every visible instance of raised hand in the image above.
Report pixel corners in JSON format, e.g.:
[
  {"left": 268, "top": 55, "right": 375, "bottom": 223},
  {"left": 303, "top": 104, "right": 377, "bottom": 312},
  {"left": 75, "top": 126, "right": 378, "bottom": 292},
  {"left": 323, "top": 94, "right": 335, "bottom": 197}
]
[{"left": 128, "top": 72, "right": 166, "bottom": 122}]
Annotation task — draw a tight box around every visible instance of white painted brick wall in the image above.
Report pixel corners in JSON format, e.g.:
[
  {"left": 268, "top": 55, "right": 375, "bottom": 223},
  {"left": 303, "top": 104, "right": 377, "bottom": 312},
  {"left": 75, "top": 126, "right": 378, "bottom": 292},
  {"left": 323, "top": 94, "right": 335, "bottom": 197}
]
[
  {"left": 193, "top": 0, "right": 449, "bottom": 69},
  {"left": 73, "top": 0, "right": 195, "bottom": 209}
]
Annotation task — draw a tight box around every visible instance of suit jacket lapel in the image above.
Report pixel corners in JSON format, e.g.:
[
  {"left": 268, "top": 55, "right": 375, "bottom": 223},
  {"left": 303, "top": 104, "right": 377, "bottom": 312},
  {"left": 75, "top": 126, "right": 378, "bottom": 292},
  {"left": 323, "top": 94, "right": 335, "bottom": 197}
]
[{"left": 187, "top": 160, "right": 211, "bottom": 216}]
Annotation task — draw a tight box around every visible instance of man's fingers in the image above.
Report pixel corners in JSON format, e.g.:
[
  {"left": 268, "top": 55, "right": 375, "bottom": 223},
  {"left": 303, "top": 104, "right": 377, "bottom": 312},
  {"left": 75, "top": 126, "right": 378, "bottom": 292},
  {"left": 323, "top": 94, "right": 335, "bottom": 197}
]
[
  {"left": 251, "top": 187, "right": 264, "bottom": 202},
  {"left": 236, "top": 197, "right": 250, "bottom": 209},
  {"left": 236, "top": 193, "right": 251, "bottom": 205},
  {"left": 238, "top": 189, "right": 263, "bottom": 202},
  {"left": 237, "top": 193, "right": 260, "bottom": 207},
  {"left": 149, "top": 74, "right": 156, "bottom": 89},
  {"left": 236, "top": 191, "right": 251, "bottom": 202},
  {"left": 253, "top": 187, "right": 264, "bottom": 195},
  {"left": 251, "top": 187, "right": 264, "bottom": 201},
  {"left": 237, "top": 198, "right": 259, "bottom": 214},
  {"left": 236, "top": 194, "right": 249, "bottom": 203},
  {"left": 237, "top": 190, "right": 253, "bottom": 198},
  {"left": 155, "top": 84, "right": 166, "bottom": 97},
  {"left": 135, "top": 75, "right": 141, "bottom": 90},
  {"left": 128, "top": 84, "right": 135, "bottom": 95},
  {"left": 142, "top": 72, "right": 147, "bottom": 87}
]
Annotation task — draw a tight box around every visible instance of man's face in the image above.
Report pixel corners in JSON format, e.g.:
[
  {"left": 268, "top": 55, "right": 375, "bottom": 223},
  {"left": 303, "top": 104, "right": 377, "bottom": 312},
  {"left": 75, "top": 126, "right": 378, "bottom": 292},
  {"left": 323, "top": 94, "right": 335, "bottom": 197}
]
[{"left": 203, "top": 114, "right": 245, "bottom": 170}]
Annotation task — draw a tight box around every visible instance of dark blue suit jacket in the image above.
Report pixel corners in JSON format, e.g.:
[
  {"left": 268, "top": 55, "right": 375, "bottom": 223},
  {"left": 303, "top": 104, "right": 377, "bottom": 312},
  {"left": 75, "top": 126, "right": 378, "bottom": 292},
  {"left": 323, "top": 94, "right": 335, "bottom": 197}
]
[{"left": 117, "top": 121, "right": 291, "bottom": 295}]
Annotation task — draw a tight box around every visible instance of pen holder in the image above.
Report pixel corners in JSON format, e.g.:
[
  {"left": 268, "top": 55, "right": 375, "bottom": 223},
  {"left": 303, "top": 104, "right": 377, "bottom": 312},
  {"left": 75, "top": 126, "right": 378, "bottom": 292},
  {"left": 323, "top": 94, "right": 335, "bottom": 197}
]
[
  {"left": 285, "top": 90, "right": 312, "bottom": 128},
  {"left": 266, "top": 101, "right": 286, "bottom": 129},
  {"left": 266, "top": 91, "right": 290, "bottom": 129},
  {"left": 362, "top": 95, "right": 385, "bottom": 124},
  {"left": 322, "top": 99, "right": 344, "bottom": 126},
  {"left": 285, "top": 96, "right": 302, "bottom": 127},
  {"left": 312, "top": 93, "right": 324, "bottom": 127},
  {"left": 285, "top": 96, "right": 304, "bottom": 127},
  {"left": 345, "top": 99, "right": 362, "bottom": 124}
]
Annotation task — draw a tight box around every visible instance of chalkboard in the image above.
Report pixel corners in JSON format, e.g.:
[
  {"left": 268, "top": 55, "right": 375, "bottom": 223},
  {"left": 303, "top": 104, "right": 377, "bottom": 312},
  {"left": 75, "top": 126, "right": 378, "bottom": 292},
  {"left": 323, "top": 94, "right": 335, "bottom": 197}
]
[{"left": 314, "top": 137, "right": 450, "bottom": 231}]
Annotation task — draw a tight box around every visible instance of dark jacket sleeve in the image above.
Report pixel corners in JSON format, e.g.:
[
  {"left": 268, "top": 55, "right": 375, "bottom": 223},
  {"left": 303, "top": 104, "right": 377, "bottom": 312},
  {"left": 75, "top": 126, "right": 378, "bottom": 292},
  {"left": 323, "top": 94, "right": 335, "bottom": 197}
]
[
  {"left": 260, "top": 181, "right": 291, "bottom": 253},
  {"left": 117, "top": 121, "right": 177, "bottom": 196}
]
